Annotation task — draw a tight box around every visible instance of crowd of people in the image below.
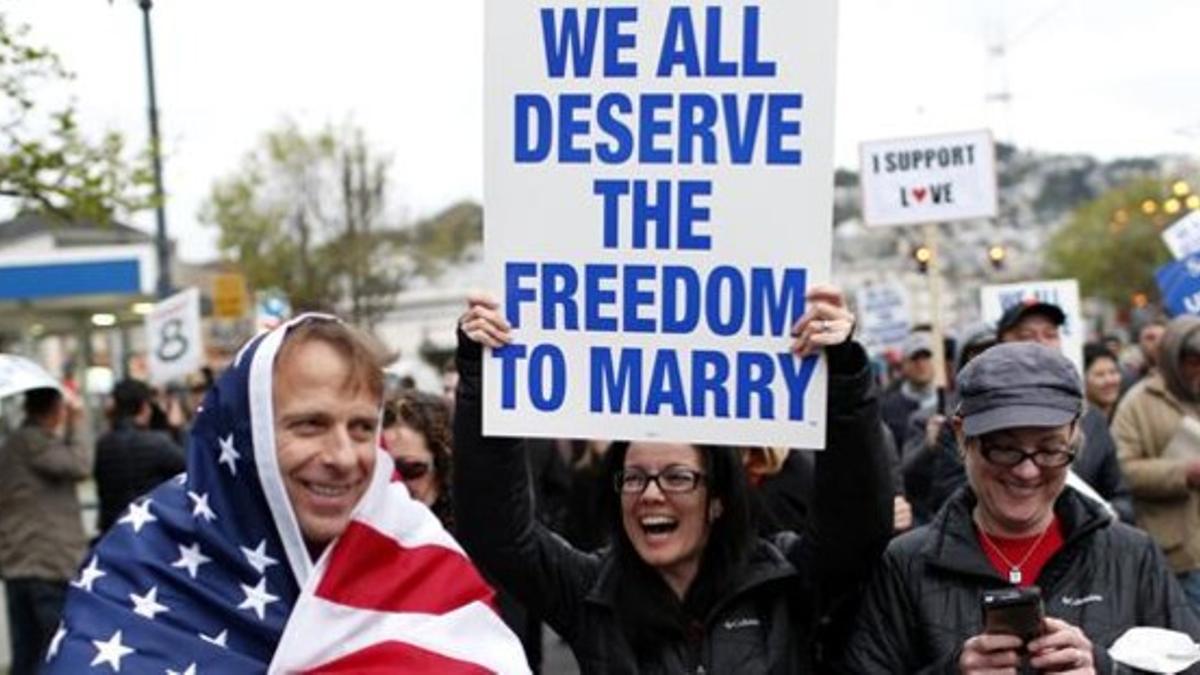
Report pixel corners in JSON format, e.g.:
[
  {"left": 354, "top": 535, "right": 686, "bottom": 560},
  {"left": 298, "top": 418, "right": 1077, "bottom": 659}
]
[{"left": 1, "top": 287, "right": 1200, "bottom": 673}]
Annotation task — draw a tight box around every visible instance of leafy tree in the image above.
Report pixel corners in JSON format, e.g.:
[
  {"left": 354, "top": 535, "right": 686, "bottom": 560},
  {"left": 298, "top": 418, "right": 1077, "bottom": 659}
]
[
  {"left": 0, "top": 14, "right": 151, "bottom": 221},
  {"left": 204, "top": 121, "right": 481, "bottom": 327},
  {"left": 1044, "top": 177, "right": 1190, "bottom": 306},
  {"left": 390, "top": 200, "right": 482, "bottom": 279}
]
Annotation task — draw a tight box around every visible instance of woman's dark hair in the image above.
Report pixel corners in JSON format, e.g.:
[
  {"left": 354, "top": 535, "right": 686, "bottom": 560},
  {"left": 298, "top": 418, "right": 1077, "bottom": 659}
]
[
  {"left": 602, "top": 441, "right": 755, "bottom": 655},
  {"left": 387, "top": 390, "right": 454, "bottom": 498},
  {"left": 1083, "top": 342, "right": 1118, "bottom": 373}
]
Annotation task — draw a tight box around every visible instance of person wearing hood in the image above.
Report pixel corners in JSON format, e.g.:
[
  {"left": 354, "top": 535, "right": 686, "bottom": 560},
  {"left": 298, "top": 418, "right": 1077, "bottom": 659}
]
[
  {"left": 46, "top": 315, "right": 527, "bottom": 673},
  {"left": 1113, "top": 315, "right": 1200, "bottom": 612}
]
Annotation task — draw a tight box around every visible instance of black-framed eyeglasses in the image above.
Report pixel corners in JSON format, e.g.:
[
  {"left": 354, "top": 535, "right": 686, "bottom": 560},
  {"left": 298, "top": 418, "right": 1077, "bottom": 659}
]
[
  {"left": 395, "top": 459, "right": 432, "bottom": 480},
  {"left": 614, "top": 467, "right": 706, "bottom": 495},
  {"left": 978, "top": 443, "right": 1075, "bottom": 468}
]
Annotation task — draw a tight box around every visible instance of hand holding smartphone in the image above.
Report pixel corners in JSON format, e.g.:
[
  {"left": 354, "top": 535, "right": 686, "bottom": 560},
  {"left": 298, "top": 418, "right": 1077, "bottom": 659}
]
[{"left": 981, "top": 586, "right": 1045, "bottom": 644}]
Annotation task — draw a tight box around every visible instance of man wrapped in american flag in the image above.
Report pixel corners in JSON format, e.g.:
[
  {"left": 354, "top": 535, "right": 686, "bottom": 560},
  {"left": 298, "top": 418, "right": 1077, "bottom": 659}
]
[{"left": 46, "top": 315, "right": 528, "bottom": 673}]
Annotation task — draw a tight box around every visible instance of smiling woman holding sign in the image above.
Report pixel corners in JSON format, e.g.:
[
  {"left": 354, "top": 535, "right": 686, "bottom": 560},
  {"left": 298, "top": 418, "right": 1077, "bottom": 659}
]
[{"left": 454, "top": 286, "right": 892, "bottom": 673}]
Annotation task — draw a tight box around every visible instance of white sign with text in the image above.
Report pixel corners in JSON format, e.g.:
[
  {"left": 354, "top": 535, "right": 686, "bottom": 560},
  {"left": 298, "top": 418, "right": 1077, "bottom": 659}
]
[
  {"left": 980, "top": 279, "right": 1083, "bottom": 375},
  {"left": 485, "top": 1, "right": 838, "bottom": 447},
  {"left": 1162, "top": 211, "right": 1200, "bottom": 260},
  {"left": 146, "top": 287, "right": 204, "bottom": 386},
  {"left": 859, "top": 129, "right": 998, "bottom": 227}
]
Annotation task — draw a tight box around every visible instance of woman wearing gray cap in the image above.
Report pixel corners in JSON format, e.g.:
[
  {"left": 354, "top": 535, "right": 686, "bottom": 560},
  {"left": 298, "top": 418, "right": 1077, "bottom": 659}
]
[{"left": 843, "top": 341, "right": 1199, "bottom": 674}]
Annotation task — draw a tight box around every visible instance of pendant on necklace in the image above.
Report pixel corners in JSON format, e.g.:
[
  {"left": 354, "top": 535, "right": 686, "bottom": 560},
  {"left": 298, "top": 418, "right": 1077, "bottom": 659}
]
[{"left": 1009, "top": 568, "right": 1022, "bottom": 584}]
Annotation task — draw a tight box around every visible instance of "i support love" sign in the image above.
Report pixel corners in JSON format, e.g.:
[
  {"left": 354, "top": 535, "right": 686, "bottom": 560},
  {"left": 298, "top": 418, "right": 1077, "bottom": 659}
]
[{"left": 858, "top": 129, "right": 997, "bottom": 227}]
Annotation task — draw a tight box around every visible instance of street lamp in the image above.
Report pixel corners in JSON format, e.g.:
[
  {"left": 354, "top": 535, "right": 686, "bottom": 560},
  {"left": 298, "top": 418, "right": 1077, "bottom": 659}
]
[
  {"left": 912, "top": 245, "right": 933, "bottom": 274},
  {"left": 134, "top": 0, "right": 171, "bottom": 299},
  {"left": 987, "top": 244, "right": 1007, "bottom": 270}
]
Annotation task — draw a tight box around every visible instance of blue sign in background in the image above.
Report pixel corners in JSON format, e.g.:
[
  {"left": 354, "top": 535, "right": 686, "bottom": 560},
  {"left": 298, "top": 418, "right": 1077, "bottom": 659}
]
[{"left": 1155, "top": 253, "right": 1200, "bottom": 317}]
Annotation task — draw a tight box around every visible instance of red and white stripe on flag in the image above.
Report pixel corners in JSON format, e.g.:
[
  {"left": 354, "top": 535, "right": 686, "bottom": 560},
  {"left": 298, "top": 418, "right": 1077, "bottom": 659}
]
[{"left": 270, "top": 480, "right": 529, "bottom": 674}]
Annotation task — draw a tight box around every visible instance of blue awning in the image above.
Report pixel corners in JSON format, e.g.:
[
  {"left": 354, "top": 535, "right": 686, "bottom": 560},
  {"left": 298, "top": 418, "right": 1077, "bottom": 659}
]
[{"left": 0, "top": 259, "right": 143, "bottom": 300}]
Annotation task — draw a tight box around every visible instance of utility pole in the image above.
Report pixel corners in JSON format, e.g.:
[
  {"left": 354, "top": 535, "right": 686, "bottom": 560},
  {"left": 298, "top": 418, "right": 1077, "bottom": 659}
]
[{"left": 138, "top": 0, "right": 172, "bottom": 298}]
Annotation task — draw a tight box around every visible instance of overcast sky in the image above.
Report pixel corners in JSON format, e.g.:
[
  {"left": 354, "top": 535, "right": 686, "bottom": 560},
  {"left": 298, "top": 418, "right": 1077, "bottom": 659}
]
[{"left": 7, "top": 0, "right": 1200, "bottom": 261}]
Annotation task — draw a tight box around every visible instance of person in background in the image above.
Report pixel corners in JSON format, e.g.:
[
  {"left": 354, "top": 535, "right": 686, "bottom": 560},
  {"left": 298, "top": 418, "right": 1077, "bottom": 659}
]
[
  {"left": 742, "top": 446, "right": 813, "bottom": 537},
  {"left": 1102, "top": 333, "right": 1124, "bottom": 362},
  {"left": 565, "top": 439, "right": 613, "bottom": 552},
  {"left": 901, "top": 324, "right": 996, "bottom": 524},
  {"left": 997, "top": 299, "right": 1134, "bottom": 522},
  {"left": 844, "top": 342, "right": 1200, "bottom": 674},
  {"left": 454, "top": 287, "right": 893, "bottom": 673},
  {"left": 1122, "top": 316, "right": 1167, "bottom": 393},
  {"left": 383, "top": 389, "right": 455, "bottom": 530},
  {"left": 0, "top": 387, "right": 89, "bottom": 675},
  {"left": 1113, "top": 315, "right": 1200, "bottom": 613},
  {"left": 880, "top": 331, "right": 938, "bottom": 452},
  {"left": 1083, "top": 343, "right": 1122, "bottom": 423},
  {"left": 94, "top": 378, "right": 186, "bottom": 534}
]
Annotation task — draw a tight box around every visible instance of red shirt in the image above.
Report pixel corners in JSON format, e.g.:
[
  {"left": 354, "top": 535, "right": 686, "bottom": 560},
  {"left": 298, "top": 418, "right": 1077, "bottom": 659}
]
[{"left": 976, "top": 515, "right": 1064, "bottom": 587}]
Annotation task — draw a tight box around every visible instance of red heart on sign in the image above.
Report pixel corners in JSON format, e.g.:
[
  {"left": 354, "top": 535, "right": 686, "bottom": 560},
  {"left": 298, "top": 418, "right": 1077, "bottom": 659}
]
[{"left": 912, "top": 187, "right": 928, "bottom": 202}]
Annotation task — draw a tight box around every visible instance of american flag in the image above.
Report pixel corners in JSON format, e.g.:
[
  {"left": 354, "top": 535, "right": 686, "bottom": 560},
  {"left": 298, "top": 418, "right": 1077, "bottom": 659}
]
[{"left": 46, "top": 316, "right": 528, "bottom": 673}]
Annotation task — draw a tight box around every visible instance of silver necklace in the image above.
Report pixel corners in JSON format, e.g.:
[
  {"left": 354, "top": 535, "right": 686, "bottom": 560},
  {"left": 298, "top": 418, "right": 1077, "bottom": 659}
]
[{"left": 976, "top": 521, "right": 1052, "bottom": 585}]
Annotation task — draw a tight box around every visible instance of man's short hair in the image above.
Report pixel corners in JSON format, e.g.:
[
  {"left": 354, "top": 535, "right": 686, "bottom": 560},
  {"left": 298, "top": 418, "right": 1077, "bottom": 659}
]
[
  {"left": 111, "top": 378, "right": 154, "bottom": 419},
  {"left": 23, "top": 387, "right": 63, "bottom": 421},
  {"left": 274, "top": 319, "right": 387, "bottom": 400}
]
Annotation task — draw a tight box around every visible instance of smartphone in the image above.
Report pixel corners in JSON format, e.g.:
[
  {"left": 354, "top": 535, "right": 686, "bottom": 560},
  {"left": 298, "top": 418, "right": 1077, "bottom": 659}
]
[{"left": 981, "top": 586, "right": 1045, "bottom": 643}]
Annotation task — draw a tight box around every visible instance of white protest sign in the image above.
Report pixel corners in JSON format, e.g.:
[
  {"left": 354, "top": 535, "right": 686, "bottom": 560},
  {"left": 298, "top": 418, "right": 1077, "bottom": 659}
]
[
  {"left": 1162, "top": 210, "right": 1200, "bottom": 260},
  {"left": 980, "top": 279, "right": 1083, "bottom": 375},
  {"left": 0, "top": 354, "right": 61, "bottom": 399},
  {"left": 859, "top": 129, "right": 998, "bottom": 227},
  {"left": 485, "top": 1, "right": 837, "bottom": 447},
  {"left": 855, "top": 285, "right": 912, "bottom": 354},
  {"left": 146, "top": 287, "right": 204, "bottom": 386}
]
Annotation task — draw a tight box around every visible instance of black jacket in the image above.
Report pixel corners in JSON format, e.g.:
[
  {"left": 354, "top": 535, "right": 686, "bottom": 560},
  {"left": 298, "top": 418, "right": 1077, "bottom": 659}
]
[
  {"left": 454, "top": 335, "right": 893, "bottom": 674},
  {"left": 843, "top": 486, "right": 1200, "bottom": 674},
  {"left": 94, "top": 418, "right": 186, "bottom": 533}
]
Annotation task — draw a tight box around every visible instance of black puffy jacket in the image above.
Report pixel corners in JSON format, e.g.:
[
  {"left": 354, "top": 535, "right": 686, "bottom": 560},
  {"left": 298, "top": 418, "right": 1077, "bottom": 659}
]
[
  {"left": 94, "top": 418, "right": 186, "bottom": 533},
  {"left": 454, "top": 335, "right": 893, "bottom": 674},
  {"left": 843, "top": 486, "right": 1200, "bottom": 674}
]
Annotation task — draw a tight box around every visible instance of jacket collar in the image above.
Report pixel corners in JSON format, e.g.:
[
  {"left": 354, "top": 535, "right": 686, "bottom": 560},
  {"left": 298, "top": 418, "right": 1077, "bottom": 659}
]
[
  {"left": 584, "top": 539, "right": 799, "bottom": 618},
  {"left": 921, "top": 486, "right": 1111, "bottom": 581}
]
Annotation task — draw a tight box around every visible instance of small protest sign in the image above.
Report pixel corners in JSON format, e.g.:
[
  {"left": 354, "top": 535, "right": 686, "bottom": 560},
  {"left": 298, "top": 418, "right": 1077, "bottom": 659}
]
[
  {"left": 859, "top": 130, "right": 998, "bottom": 227},
  {"left": 980, "top": 279, "right": 1083, "bottom": 375},
  {"left": 1155, "top": 254, "right": 1200, "bottom": 317},
  {"left": 855, "top": 285, "right": 912, "bottom": 354},
  {"left": 146, "top": 288, "right": 204, "bottom": 386},
  {"left": 1161, "top": 211, "right": 1200, "bottom": 260}
]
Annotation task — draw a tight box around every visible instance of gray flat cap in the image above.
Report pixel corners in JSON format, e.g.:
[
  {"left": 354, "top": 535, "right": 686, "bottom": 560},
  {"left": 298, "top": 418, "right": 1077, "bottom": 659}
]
[{"left": 955, "top": 341, "right": 1082, "bottom": 436}]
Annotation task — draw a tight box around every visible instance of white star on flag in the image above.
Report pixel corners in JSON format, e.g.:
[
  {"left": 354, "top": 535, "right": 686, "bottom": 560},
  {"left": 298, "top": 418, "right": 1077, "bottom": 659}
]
[
  {"left": 129, "top": 585, "right": 169, "bottom": 620},
  {"left": 45, "top": 622, "right": 66, "bottom": 662},
  {"left": 71, "top": 556, "right": 106, "bottom": 592},
  {"left": 90, "top": 629, "right": 135, "bottom": 671},
  {"left": 199, "top": 628, "right": 228, "bottom": 648},
  {"left": 170, "top": 543, "right": 211, "bottom": 579},
  {"left": 239, "top": 539, "right": 278, "bottom": 575},
  {"left": 117, "top": 499, "right": 157, "bottom": 533},
  {"left": 166, "top": 664, "right": 197, "bottom": 675},
  {"left": 218, "top": 434, "right": 241, "bottom": 476},
  {"left": 237, "top": 577, "right": 280, "bottom": 621},
  {"left": 187, "top": 490, "right": 217, "bottom": 522}
]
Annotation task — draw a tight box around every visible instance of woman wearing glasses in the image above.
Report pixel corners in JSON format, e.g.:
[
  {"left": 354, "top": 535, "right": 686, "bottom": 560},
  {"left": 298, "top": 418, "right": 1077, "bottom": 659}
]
[
  {"left": 454, "top": 286, "right": 894, "bottom": 673},
  {"left": 383, "top": 390, "right": 455, "bottom": 531},
  {"left": 844, "top": 342, "right": 1200, "bottom": 674}
]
